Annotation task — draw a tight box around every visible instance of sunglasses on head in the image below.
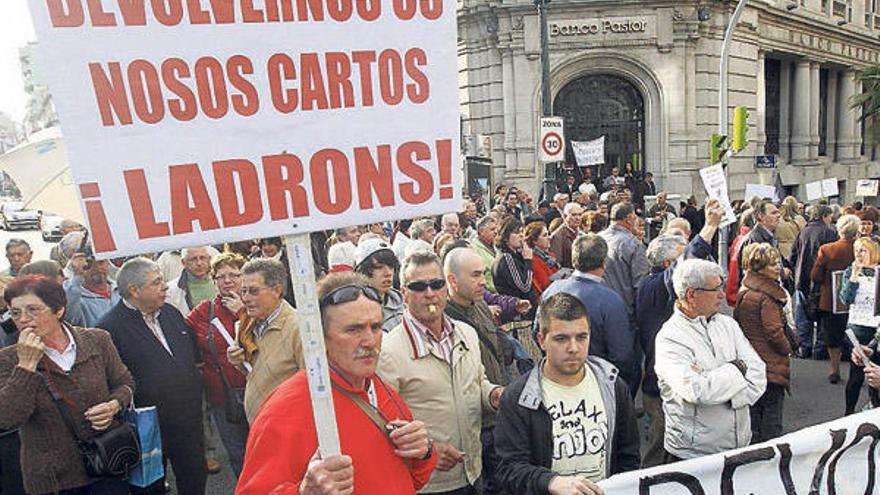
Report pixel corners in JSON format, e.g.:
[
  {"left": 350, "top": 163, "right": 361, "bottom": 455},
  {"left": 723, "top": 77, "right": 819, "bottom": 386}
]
[
  {"left": 319, "top": 285, "right": 382, "bottom": 309},
  {"left": 405, "top": 278, "right": 446, "bottom": 292}
]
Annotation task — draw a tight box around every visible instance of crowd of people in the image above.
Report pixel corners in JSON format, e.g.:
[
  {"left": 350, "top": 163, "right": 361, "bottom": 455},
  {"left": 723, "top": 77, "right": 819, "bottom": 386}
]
[{"left": 0, "top": 171, "right": 878, "bottom": 495}]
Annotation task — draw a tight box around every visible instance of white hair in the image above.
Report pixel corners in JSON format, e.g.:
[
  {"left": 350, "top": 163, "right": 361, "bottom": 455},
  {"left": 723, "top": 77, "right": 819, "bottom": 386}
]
[
  {"left": 672, "top": 258, "right": 724, "bottom": 299},
  {"left": 441, "top": 213, "right": 459, "bottom": 226},
  {"left": 647, "top": 235, "right": 687, "bottom": 267},
  {"left": 563, "top": 202, "right": 582, "bottom": 216},
  {"left": 837, "top": 214, "right": 861, "bottom": 240}
]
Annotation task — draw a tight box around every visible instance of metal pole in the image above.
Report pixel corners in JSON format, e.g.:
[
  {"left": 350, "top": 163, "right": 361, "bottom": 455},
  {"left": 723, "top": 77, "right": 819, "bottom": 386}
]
[
  {"left": 537, "top": 0, "right": 556, "bottom": 200},
  {"left": 717, "top": 0, "right": 748, "bottom": 267}
]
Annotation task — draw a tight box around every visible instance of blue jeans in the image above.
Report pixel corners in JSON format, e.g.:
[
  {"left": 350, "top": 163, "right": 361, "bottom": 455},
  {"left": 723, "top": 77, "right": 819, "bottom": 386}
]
[
  {"left": 796, "top": 290, "right": 825, "bottom": 352},
  {"left": 209, "top": 405, "right": 249, "bottom": 478}
]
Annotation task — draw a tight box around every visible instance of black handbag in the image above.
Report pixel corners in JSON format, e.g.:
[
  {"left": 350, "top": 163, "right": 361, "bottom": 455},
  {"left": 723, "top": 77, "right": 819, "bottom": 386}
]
[
  {"left": 206, "top": 302, "right": 248, "bottom": 425},
  {"left": 40, "top": 372, "right": 140, "bottom": 478}
]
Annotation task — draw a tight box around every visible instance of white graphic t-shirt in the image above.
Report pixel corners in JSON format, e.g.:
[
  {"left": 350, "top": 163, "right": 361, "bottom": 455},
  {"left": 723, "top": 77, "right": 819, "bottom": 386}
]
[{"left": 542, "top": 367, "right": 608, "bottom": 481}]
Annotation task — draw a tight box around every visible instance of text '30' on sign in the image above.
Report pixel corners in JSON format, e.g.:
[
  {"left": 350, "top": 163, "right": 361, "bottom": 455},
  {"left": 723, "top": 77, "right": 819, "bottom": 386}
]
[{"left": 31, "top": 0, "right": 462, "bottom": 257}]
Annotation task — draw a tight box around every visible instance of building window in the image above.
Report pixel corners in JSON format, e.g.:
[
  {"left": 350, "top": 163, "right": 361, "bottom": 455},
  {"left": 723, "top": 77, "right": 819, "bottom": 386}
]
[
  {"left": 833, "top": 0, "right": 852, "bottom": 19},
  {"left": 867, "top": 0, "right": 880, "bottom": 27},
  {"left": 819, "top": 69, "right": 828, "bottom": 156},
  {"left": 765, "top": 59, "right": 781, "bottom": 156}
]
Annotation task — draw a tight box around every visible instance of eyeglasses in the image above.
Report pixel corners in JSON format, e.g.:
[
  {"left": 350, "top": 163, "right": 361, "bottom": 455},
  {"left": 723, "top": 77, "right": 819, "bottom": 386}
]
[
  {"left": 213, "top": 272, "right": 242, "bottom": 282},
  {"left": 9, "top": 304, "right": 49, "bottom": 320},
  {"left": 405, "top": 279, "right": 446, "bottom": 292},
  {"left": 319, "top": 285, "right": 382, "bottom": 309},
  {"left": 239, "top": 285, "right": 271, "bottom": 297},
  {"left": 693, "top": 283, "right": 725, "bottom": 293}
]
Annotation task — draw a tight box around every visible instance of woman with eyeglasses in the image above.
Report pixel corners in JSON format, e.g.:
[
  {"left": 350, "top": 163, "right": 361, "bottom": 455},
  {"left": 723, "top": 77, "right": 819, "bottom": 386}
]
[
  {"left": 492, "top": 217, "right": 538, "bottom": 316},
  {"left": 184, "top": 253, "right": 249, "bottom": 477},
  {"left": 0, "top": 275, "right": 134, "bottom": 495},
  {"left": 733, "top": 243, "right": 796, "bottom": 444}
]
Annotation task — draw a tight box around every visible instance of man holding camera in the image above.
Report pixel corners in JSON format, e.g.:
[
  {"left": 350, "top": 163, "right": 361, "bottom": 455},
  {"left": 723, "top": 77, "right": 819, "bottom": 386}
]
[{"left": 63, "top": 233, "right": 120, "bottom": 328}]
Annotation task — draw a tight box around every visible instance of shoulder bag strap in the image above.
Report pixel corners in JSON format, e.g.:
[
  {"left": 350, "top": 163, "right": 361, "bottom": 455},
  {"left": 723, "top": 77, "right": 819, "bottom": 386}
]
[
  {"left": 39, "top": 371, "right": 86, "bottom": 444},
  {"left": 330, "top": 380, "right": 392, "bottom": 442},
  {"left": 205, "top": 302, "right": 234, "bottom": 393}
]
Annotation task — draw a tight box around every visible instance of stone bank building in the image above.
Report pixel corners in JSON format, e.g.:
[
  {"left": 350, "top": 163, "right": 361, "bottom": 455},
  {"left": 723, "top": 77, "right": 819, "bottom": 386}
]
[{"left": 458, "top": 0, "right": 880, "bottom": 201}]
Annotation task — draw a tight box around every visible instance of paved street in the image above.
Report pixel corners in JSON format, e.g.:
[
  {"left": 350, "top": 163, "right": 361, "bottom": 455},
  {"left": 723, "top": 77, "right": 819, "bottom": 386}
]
[{"left": 0, "top": 229, "right": 873, "bottom": 493}]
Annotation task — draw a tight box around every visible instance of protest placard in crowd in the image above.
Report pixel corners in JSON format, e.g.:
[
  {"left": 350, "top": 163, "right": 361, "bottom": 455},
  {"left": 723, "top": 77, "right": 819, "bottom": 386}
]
[
  {"left": 599, "top": 408, "right": 880, "bottom": 494},
  {"left": 29, "top": 0, "right": 461, "bottom": 257}
]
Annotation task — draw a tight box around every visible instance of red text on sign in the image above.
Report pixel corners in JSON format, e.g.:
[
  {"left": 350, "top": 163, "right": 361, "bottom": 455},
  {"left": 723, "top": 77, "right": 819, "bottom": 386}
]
[
  {"left": 89, "top": 49, "right": 429, "bottom": 126},
  {"left": 45, "top": 0, "right": 442, "bottom": 26},
  {"left": 119, "top": 139, "right": 453, "bottom": 240}
]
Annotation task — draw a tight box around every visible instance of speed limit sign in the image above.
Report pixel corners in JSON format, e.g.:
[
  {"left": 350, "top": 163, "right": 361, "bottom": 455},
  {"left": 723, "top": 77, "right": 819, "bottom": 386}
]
[{"left": 539, "top": 117, "right": 565, "bottom": 163}]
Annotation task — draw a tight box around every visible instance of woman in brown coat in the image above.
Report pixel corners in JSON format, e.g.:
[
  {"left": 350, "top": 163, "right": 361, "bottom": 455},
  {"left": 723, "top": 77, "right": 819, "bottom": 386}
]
[
  {"left": 734, "top": 243, "right": 796, "bottom": 443},
  {"left": 0, "top": 276, "right": 134, "bottom": 495},
  {"left": 811, "top": 214, "right": 861, "bottom": 383}
]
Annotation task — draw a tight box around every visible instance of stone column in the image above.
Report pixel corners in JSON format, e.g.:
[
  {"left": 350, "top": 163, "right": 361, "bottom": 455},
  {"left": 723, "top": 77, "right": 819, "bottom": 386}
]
[
  {"left": 501, "top": 48, "right": 518, "bottom": 173},
  {"left": 827, "top": 69, "right": 838, "bottom": 160},
  {"left": 790, "top": 59, "right": 812, "bottom": 161},
  {"left": 809, "top": 62, "right": 820, "bottom": 158},
  {"left": 838, "top": 69, "right": 857, "bottom": 160},
  {"left": 779, "top": 61, "right": 791, "bottom": 158}
]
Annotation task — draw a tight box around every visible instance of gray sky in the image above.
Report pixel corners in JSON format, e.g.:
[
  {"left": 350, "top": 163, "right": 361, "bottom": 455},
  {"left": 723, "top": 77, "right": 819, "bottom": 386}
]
[{"left": 0, "top": 1, "right": 36, "bottom": 122}]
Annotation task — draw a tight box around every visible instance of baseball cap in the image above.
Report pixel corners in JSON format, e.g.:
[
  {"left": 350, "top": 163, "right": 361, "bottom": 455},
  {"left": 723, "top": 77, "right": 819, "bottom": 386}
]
[{"left": 355, "top": 238, "right": 394, "bottom": 270}]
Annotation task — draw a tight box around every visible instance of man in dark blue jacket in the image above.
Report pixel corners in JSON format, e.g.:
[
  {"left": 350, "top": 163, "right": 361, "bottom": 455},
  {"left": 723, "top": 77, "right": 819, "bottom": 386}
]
[
  {"left": 98, "top": 257, "right": 206, "bottom": 495},
  {"left": 540, "top": 234, "right": 637, "bottom": 392},
  {"left": 495, "top": 293, "right": 639, "bottom": 495}
]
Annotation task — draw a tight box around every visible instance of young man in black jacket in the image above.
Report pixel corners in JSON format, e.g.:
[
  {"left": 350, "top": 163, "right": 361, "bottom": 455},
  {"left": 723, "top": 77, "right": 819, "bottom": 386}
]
[{"left": 494, "top": 293, "right": 640, "bottom": 495}]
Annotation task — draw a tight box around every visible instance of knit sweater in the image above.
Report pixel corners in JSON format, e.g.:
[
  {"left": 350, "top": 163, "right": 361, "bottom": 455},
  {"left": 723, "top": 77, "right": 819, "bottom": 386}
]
[{"left": 0, "top": 327, "right": 134, "bottom": 494}]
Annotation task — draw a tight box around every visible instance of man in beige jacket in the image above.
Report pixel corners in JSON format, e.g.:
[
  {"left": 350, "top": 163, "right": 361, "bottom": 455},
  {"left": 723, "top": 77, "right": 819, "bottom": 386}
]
[
  {"left": 379, "top": 251, "right": 503, "bottom": 495},
  {"left": 227, "top": 258, "right": 303, "bottom": 423}
]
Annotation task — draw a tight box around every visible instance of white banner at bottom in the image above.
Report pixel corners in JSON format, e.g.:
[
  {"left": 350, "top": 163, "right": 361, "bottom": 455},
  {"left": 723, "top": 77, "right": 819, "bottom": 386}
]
[{"left": 599, "top": 408, "right": 880, "bottom": 494}]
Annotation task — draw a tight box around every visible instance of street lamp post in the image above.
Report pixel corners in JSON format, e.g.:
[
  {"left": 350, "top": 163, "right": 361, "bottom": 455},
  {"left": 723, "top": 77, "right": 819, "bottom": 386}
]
[
  {"left": 717, "top": 0, "right": 748, "bottom": 268},
  {"left": 536, "top": 0, "right": 556, "bottom": 200}
]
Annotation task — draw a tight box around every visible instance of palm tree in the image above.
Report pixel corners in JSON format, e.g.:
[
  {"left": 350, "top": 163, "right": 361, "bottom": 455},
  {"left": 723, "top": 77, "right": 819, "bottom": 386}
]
[{"left": 852, "top": 66, "right": 880, "bottom": 143}]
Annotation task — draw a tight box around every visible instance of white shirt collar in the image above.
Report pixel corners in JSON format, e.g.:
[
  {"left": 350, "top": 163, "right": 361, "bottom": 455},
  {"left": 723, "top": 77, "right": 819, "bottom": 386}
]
[{"left": 44, "top": 325, "right": 77, "bottom": 372}]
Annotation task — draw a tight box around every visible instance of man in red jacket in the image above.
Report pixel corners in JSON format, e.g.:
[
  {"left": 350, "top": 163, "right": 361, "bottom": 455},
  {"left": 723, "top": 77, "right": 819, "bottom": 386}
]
[{"left": 236, "top": 272, "right": 436, "bottom": 495}]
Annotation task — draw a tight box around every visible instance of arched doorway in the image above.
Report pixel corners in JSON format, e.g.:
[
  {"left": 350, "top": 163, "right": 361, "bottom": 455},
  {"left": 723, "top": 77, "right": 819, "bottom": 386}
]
[{"left": 553, "top": 74, "right": 645, "bottom": 177}]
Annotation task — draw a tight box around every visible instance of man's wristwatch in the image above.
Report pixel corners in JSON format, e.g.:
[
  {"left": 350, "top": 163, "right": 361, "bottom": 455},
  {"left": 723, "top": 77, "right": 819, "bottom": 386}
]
[{"left": 422, "top": 439, "right": 434, "bottom": 460}]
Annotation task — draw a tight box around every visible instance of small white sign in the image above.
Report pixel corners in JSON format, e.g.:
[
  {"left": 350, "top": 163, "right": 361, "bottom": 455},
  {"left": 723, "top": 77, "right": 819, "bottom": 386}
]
[
  {"left": 822, "top": 178, "right": 839, "bottom": 197},
  {"left": 856, "top": 179, "right": 879, "bottom": 197},
  {"left": 805, "top": 181, "right": 823, "bottom": 201},
  {"left": 571, "top": 137, "right": 605, "bottom": 167},
  {"left": 744, "top": 183, "right": 775, "bottom": 202},
  {"left": 539, "top": 117, "right": 565, "bottom": 163},
  {"left": 698, "top": 164, "right": 737, "bottom": 228}
]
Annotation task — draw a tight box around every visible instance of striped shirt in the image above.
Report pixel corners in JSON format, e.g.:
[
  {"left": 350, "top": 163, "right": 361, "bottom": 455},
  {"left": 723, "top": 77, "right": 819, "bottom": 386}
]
[{"left": 402, "top": 310, "right": 455, "bottom": 364}]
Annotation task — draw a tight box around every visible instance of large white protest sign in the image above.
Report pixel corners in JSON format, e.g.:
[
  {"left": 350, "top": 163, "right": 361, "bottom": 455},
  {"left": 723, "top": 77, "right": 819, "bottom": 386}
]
[
  {"left": 699, "top": 164, "right": 736, "bottom": 228},
  {"left": 572, "top": 137, "right": 605, "bottom": 167},
  {"left": 29, "top": 0, "right": 461, "bottom": 257},
  {"left": 600, "top": 408, "right": 880, "bottom": 494}
]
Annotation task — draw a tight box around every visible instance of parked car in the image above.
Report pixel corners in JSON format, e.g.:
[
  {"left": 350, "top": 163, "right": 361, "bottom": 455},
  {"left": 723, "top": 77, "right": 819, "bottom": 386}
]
[
  {"left": 0, "top": 201, "right": 40, "bottom": 230},
  {"left": 39, "top": 211, "right": 66, "bottom": 241}
]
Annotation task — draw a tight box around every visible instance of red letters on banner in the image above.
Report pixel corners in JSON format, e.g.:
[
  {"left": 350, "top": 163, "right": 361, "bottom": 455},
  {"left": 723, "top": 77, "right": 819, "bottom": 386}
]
[
  {"left": 46, "top": 0, "right": 439, "bottom": 27},
  {"left": 89, "top": 49, "right": 428, "bottom": 126},
  {"left": 113, "top": 139, "right": 451, "bottom": 243}
]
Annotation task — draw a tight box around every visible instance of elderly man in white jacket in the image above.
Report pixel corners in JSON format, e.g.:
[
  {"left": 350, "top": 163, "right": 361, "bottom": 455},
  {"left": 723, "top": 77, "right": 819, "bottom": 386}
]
[{"left": 655, "top": 258, "right": 766, "bottom": 462}]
